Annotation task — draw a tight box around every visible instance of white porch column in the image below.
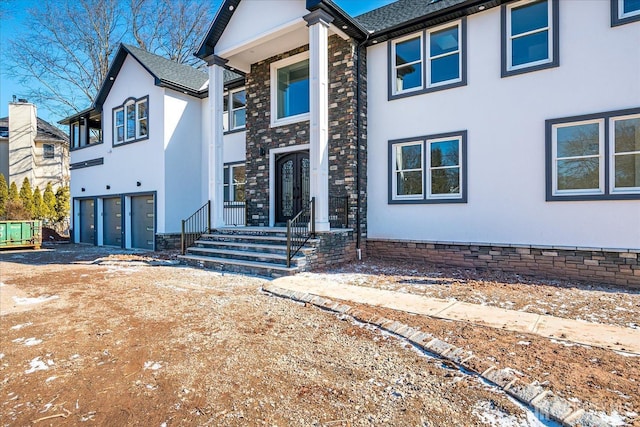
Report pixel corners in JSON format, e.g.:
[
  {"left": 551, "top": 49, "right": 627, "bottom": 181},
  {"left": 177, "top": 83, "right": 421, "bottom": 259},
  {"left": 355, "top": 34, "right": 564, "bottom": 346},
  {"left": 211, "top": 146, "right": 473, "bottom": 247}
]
[
  {"left": 304, "top": 9, "right": 333, "bottom": 232},
  {"left": 205, "top": 55, "right": 226, "bottom": 229}
]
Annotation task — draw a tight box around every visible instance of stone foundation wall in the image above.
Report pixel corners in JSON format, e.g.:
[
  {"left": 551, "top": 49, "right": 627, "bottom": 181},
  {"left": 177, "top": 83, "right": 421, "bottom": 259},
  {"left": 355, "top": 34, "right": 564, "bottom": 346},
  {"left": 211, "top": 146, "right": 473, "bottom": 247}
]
[
  {"left": 367, "top": 239, "right": 640, "bottom": 288},
  {"left": 306, "top": 230, "right": 358, "bottom": 270},
  {"left": 155, "top": 233, "right": 182, "bottom": 251}
]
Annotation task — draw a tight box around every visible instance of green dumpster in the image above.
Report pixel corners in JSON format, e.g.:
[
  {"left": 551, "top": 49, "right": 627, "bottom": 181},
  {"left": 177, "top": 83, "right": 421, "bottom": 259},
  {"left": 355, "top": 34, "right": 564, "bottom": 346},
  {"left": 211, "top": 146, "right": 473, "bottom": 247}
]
[{"left": 0, "top": 220, "right": 42, "bottom": 249}]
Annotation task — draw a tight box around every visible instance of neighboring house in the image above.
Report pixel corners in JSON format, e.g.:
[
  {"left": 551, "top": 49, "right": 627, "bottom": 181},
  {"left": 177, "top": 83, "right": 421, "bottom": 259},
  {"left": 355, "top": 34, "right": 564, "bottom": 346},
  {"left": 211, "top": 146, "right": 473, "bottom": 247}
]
[
  {"left": 66, "top": 0, "right": 640, "bottom": 286},
  {"left": 0, "top": 100, "right": 69, "bottom": 191}
]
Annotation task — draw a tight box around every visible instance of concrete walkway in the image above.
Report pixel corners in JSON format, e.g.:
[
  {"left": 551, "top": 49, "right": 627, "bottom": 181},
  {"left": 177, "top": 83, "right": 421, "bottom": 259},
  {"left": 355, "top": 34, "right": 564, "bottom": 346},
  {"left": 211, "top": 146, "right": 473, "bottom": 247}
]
[{"left": 269, "top": 276, "right": 640, "bottom": 355}]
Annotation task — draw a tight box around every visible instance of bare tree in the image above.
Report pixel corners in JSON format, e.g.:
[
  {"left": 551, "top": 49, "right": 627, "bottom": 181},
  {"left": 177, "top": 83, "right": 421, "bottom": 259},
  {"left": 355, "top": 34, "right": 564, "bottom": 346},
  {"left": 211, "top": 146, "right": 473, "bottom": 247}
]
[{"left": 5, "top": 0, "right": 214, "bottom": 119}]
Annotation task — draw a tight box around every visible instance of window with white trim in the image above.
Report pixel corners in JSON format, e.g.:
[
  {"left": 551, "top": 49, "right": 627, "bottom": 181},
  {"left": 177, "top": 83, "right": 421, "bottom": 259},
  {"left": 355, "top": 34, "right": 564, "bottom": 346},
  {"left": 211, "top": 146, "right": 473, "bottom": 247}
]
[
  {"left": 612, "top": 0, "right": 640, "bottom": 25},
  {"left": 229, "top": 89, "right": 246, "bottom": 131},
  {"left": 113, "top": 96, "right": 149, "bottom": 145},
  {"left": 389, "top": 131, "right": 467, "bottom": 203},
  {"left": 392, "top": 141, "right": 424, "bottom": 199},
  {"left": 43, "top": 144, "right": 55, "bottom": 159},
  {"left": 223, "top": 164, "right": 246, "bottom": 202},
  {"left": 502, "top": 0, "right": 558, "bottom": 76},
  {"left": 611, "top": 114, "right": 640, "bottom": 192},
  {"left": 270, "top": 52, "right": 309, "bottom": 127},
  {"left": 427, "top": 23, "right": 462, "bottom": 88},
  {"left": 392, "top": 34, "right": 423, "bottom": 94},
  {"left": 390, "top": 20, "right": 465, "bottom": 98},
  {"left": 551, "top": 119, "right": 605, "bottom": 195},
  {"left": 546, "top": 109, "right": 640, "bottom": 200}
]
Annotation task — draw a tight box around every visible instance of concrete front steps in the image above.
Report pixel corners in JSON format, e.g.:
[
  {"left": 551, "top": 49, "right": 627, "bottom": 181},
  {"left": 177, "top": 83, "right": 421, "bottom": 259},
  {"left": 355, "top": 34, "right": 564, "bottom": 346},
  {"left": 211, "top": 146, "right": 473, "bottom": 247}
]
[{"left": 178, "top": 227, "right": 317, "bottom": 278}]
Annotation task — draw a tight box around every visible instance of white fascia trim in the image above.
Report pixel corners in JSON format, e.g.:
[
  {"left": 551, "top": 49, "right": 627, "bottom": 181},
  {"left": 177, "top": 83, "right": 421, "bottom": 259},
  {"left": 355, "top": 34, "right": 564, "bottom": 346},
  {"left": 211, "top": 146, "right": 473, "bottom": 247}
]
[{"left": 216, "top": 17, "right": 307, "bottom": 59}]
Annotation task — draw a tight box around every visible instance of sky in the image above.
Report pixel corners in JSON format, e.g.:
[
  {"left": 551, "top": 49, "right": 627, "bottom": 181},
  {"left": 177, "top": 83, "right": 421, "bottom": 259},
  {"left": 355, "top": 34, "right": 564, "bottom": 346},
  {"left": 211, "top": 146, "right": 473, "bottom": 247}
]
[{"left": 0, "top": 0, "right": 397, "bottom": 125}]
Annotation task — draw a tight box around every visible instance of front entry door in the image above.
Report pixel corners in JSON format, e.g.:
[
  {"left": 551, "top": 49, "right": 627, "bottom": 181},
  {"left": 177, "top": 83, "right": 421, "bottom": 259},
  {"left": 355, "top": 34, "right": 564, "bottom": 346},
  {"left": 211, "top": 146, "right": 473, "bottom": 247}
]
[{"left": 276, "top": 151, "right": 310, "bottom": 225}]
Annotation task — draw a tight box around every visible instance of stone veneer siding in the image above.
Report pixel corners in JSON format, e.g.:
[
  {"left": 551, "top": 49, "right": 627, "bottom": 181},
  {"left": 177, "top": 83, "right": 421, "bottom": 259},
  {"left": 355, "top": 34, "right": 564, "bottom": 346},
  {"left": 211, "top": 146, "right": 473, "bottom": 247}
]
[
  {"left": 155, "top": 233, "right": 182, "bottom": 251},
  {"left": 245, "top": 35, "right": 365, "bottom": 244},
  {"left": 304, "top": 230, "right": 357, "bottom": 270},
  {"left": 367, "top": 239, "right": 640, "bottom": 288}
]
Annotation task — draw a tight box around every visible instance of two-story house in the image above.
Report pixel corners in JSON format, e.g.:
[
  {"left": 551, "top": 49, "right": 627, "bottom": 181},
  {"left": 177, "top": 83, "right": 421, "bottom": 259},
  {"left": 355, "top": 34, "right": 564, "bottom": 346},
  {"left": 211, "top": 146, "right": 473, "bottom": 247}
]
[{"left": 66, "top": 0, "right": 640, "bottom": 286}]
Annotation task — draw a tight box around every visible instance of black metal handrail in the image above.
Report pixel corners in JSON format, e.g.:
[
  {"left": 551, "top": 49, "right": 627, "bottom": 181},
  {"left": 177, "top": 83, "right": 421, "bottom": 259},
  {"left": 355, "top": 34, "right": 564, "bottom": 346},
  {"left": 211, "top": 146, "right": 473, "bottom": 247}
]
[
  {"left": 329, "top": 195, "right": 349, "bottom": 229},
  {"left": 223, "top": 201, "right": 246, "bottom": 226},
  {"left": 181, "top": 201, "right": 211, "bottom": 254},
  {"left": 286, "top": 197, "right": 315, "bottom": 268}
]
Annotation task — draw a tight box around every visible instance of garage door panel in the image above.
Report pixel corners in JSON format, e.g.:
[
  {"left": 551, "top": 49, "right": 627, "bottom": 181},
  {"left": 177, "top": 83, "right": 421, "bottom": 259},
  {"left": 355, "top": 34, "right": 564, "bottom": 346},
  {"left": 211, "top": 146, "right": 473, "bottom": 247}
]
[
  {"left": 131, "top": 195, "right": 154, "bottom": 250},
  {"left": 103, "top": 197, "right": 122, "bottom": 247},
  {"left": 79, "top": 199, "right": 95, "bottom": 244}
]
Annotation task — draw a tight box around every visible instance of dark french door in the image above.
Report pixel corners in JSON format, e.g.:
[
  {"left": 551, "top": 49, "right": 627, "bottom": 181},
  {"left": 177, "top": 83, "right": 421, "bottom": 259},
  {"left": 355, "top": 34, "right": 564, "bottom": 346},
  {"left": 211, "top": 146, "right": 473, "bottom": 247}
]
[{"left": 275, "top": 151, "right": 310, "bottom": 225}]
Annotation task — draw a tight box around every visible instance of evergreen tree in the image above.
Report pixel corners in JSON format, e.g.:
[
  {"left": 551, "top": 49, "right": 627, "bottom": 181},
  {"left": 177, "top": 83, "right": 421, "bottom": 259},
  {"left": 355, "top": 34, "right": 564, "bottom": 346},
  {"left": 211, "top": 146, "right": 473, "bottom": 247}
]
[
  {"left": 8, "top": 181, "right": 19, "bottom": 202},
  {"left": 19, "top": 177, "right": 34, "bottom": 217},
  {"left": 54, "top": 185, "right": 70, "bottom": 223},
  {"left": 0, "top": 173, "right": 8, "bottom": 219},
  {"left": 6, "top": 181, "right": 28, "bottom": 220},
  {"left": 43, "top": 182, "right": 57, "bottom": 222},
  {"left": 32, "top": 187, "right": 44, "bottom": 220}
]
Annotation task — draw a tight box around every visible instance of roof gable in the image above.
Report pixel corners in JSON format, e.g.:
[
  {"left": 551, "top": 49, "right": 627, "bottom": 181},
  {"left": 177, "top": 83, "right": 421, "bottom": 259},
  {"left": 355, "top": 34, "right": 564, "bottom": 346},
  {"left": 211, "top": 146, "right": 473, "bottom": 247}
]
[{"left": 94, "top": 44, "right": 209, "bottom": 109}]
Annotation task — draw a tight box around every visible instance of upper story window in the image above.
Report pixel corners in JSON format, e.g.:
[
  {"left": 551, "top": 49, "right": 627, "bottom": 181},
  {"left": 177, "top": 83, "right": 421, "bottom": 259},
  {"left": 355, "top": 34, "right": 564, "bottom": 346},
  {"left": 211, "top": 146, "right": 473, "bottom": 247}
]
[
  {"left": 43, "top": 144, "right": 55, "bottom": 159},
  {"left": 612, "top": 0, "right": 640, "bottom": 25},
  {"left": 70, "top": 120, "right": 102, "bottom": 150},
  {"left": 270, "top": 52, "right": 309, "bottom": 127},
  {"left": 223, "top": 88, "right": 246, "bottom": 132},
  {"left": 390, "top": 19, "right": 466, "bottom": 99},
  {"left": 389, "top": 131, "right": 467, "bottom": 204},
  {"left": 546, "top": 108, "right": 640, "bottom": 201},
  {"left": 113, "top": 96, "right": 149, "bottom": 146},
  {"left": 502, "top": 0, "right": 559, "bottom": 77}
]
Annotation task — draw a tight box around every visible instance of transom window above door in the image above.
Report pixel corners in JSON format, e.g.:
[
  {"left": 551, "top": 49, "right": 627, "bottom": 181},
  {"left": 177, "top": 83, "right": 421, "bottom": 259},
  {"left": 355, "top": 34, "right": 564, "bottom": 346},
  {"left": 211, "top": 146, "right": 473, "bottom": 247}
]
[{"left": 270, "top": 52, "right": 310, "bottom": 127}]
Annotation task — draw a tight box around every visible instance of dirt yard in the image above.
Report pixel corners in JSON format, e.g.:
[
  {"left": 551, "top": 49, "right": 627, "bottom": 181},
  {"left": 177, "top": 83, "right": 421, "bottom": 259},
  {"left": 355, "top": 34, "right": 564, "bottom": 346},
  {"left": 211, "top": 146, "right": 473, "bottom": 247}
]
[{"left": 1, "top": 245, "right": 638, "bottom": 426}]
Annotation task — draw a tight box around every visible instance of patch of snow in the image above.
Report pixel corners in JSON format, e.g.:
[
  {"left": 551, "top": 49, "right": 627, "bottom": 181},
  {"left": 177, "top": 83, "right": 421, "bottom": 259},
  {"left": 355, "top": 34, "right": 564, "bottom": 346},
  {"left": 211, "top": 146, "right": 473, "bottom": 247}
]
[
  {"left": 10, "top": 322, "right": 33, "bottom": 330},
  {"left": 613, "top": 350, "right": 640, "bottom": 358},
  {"left": 473, "top": 400, "right": 558, "bottom": 426},
  {"left": 144, "top": 361, "right": 162, "bottom": 370},
  {"left": 24, "top": 337, "right": 43, "bottom": 346},
  {"left": 25, "top": 357, "right": 49, "bottom": 374},
  {"left": 0, "top": 353, "right": 4, "bottom": 359},
  {"left": 517, "top": 341, "right": 531, "bottom": 346},
  {"left": 12, "top": 295, "right": 59, "bottom": 305},
  {"left": 70, "top": 354, "right": 81, "bottom": 359},
  {"left": 45, "top": 376, "right": 57, "bottom": 382},
  {"left": 594, "top": 411, "right": 626, "bottom": 426}
]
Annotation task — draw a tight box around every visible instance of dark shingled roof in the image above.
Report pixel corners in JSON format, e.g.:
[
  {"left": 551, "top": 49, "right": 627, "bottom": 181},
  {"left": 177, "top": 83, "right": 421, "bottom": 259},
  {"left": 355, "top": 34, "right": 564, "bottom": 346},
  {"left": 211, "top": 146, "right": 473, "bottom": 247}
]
[
  {"left": 355, "top": 0, "right": 468, "bottom": 32},
  {"left": 122, "top": 44, "right": 209, "bottom": 92},
  {"left": 0, "top": 116, "right": 68, "bottom": 143}
]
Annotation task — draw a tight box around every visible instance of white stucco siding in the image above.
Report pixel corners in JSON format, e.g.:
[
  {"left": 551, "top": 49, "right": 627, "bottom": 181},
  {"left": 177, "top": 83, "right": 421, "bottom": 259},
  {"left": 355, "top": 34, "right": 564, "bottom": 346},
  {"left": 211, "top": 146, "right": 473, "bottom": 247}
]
[
  {"left": 367, "top": 0, "right": 640, "bottom": 249},
  {"left": 70, "top": 55, "right": 166, "bottom": 230},
  {"left": 215, "top": 0, "right": 307, "bottom": 55},
  {"left": 163, "top": 90, "right": 205, "bottom": 233},
  {"left": 224, "top": 131, "right": 246, "bottom": 163}
]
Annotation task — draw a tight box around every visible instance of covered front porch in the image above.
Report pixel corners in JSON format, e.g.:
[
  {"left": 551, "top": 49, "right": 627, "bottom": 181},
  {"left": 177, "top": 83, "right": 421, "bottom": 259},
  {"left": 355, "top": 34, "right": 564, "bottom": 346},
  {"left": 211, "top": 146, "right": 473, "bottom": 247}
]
[{"left": 198, "top": 0, "right": 364, "bottom": 233}]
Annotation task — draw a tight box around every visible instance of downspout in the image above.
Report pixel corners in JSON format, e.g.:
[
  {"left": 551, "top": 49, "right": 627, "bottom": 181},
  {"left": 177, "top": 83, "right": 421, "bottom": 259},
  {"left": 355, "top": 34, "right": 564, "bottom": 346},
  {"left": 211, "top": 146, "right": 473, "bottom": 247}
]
[{"left": 354, "top": 31, "right": 372, "bottom": 261}]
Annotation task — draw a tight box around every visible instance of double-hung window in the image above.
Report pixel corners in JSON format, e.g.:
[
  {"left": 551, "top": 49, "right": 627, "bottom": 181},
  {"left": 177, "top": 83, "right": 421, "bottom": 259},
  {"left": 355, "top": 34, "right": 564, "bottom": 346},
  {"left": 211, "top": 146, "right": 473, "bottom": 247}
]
[
  {"left": 502, "top": 0, "right": 558, "bottom": 77},
  {"left": 270, "top": 52, "right": 310, "bottom": 127},
  {"left": 223, "top": 163, "right": 246, "bottom": 202},
  {"left": 546, "top": 108, "right": 640, "bottom": 200},
  {"left": 612, "top": 0, "right": 640, "bottom": 25},
  {"left": 389, "top": 131, "right": 467, "bottom": 204},
  {"left": 392, "top": 34, "right": 423, "bottom": 94},
  {"left": 390, "top": 19, "right": 466, "bottom": 99},
  {"left": 223, "top": 88, "right": 246, "bottom": 132},
  {"left": 113, "top": 96, "right": 149, "bottom": 146}
]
